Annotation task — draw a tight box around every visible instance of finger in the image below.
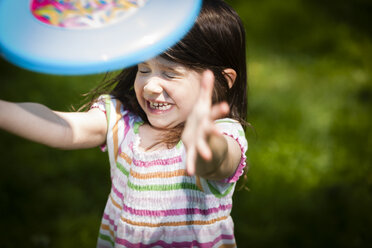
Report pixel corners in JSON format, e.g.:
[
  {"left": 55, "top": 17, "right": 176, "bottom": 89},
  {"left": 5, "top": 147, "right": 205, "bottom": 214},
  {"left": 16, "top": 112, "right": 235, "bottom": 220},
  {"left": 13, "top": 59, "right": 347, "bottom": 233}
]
[
  {"left": 198, "top": 70, "right": 215, "bottom": 105},
  {"left": 210, "top": 124, "right": 223, "bottom": 137},
  {"left": 186, "top": 146, "right": 196, "bottom": 176},
  {"left": 210, "top": 102, "right": 230, "bottom": 120},
  {"left": 197, "top": 138, "right": 212, "bottom": 161}
]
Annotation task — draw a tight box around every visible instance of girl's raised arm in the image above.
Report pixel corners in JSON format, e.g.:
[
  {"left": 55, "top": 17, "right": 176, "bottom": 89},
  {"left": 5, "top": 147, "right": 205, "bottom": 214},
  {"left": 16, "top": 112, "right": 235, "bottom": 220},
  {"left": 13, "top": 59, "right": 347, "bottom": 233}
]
[
  {"left": 0, "top": 100, "right": 107, "bottom": 149},
  {"left": 182, "top": 71, "right": 242, "bottom": 180}
]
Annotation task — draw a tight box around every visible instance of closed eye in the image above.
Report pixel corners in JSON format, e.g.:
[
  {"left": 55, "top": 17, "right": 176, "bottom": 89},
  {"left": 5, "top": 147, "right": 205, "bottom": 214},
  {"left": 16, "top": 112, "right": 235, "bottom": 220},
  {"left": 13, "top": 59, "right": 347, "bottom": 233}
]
[
  {"left": 164, "top": 73, "right": 175, "bottom": 79},
  {"left": 163, "top": 71, "right": 180, "bottom": 79},
  {"left": 137, "top": 64, "right": 151, "bottom": 74}
]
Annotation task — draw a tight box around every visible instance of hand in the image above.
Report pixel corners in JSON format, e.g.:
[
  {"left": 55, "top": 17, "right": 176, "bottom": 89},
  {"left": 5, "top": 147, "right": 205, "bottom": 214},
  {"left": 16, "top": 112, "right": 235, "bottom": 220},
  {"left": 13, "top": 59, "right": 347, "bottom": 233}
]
[{"left": 182, "top": 70, "right": 230, "bottom": 176}]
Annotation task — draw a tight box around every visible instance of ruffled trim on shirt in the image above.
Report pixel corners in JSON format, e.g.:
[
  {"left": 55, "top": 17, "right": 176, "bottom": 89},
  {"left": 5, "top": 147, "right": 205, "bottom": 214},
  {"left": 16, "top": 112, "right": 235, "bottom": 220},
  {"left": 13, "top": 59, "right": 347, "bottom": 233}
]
[
  {"left": 132, "top": 132, "right": 185, "bottom": 161},
  {"left": 90, "top": 95, "right": 109, "bottom": 152},
  {"left": 221, "top": 132, "right": 247, "bottom": 184},
  {"left": 90, "top": 97, "right": 107, "bottom": 114}
]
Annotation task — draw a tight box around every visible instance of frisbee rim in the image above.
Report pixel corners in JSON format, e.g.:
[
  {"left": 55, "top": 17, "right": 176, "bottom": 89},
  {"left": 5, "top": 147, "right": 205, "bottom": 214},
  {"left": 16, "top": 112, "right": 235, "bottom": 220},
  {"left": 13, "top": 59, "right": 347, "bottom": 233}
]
[{"left": 0, "top": 0, "right": 202, "bottom": 75}]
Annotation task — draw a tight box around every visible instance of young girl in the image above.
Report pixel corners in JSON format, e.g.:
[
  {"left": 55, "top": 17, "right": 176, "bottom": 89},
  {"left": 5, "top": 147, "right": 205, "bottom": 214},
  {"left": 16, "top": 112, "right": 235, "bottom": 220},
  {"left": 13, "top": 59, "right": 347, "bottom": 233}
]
[{"left": 0, "top": 0, "right": 248, "bottom": 247}]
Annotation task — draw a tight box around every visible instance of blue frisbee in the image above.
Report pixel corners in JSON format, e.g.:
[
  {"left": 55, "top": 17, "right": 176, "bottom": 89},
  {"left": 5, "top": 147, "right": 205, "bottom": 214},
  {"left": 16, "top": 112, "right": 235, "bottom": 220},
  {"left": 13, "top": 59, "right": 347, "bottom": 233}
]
[{"left": 0, "top": 0, "right": 201, "bottom": 75}]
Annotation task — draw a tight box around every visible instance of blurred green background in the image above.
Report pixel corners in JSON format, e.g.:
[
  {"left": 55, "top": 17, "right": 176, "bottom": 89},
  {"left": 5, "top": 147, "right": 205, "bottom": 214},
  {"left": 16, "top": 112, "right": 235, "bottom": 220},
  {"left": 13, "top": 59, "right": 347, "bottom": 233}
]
[{"left": 1, "top": 0, "right": 371, "bottom": 247}]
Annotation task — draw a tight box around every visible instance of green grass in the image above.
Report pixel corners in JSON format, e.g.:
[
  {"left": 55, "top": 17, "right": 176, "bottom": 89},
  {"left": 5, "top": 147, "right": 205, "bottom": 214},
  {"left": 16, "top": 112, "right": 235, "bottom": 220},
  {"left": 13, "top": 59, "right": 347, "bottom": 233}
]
[
  {"left": 228, "top": 1, "right": 372, "bottom": 247},
  {"left": 232, "top": 53, "right": 372, "bottom": 247}
]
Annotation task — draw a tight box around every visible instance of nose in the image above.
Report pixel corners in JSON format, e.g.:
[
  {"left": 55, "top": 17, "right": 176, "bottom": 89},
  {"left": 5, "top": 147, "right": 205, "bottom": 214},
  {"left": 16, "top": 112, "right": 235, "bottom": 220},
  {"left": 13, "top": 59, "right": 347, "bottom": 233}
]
[{"left": 143, "top": 77, "right": 163, "bottom": 95}]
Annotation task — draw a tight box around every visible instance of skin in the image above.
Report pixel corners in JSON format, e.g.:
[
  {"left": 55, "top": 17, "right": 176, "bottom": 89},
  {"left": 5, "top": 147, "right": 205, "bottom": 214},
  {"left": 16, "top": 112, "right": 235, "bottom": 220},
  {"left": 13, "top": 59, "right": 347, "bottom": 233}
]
[
  {"left": 0, "top": 58, "right": 241, "bottom": 180},
  {"left": 181, "top": 70, "right": 241, "bottom": 179},
  {"left": 135, "top": 57, "right": 203, "bottom": 130},
  {"left": 0, "top": 102, "right": 107, "bottom": 149}
]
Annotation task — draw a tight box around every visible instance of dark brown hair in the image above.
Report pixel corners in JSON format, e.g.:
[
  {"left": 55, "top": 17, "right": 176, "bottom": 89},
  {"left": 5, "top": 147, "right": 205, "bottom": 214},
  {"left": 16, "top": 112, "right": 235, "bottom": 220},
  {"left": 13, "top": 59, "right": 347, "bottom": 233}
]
[{"left": 86, "top": 0, "right": 248, "bottom": 148}]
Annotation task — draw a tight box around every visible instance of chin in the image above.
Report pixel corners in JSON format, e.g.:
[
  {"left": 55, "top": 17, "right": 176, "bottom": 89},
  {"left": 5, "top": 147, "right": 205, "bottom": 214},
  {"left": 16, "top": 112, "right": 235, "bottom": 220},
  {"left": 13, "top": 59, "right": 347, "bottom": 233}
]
[
  {"left": 148, "top": 120, "right": 168, "bottom": 129},
  {"left": 148, "top": 119, "right": 178, "bottom": 130}
]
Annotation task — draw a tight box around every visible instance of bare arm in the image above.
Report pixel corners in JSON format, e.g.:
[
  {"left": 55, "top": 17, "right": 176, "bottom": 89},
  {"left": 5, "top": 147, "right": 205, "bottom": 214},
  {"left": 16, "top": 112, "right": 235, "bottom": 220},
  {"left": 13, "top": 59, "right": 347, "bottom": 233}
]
[
  {"left": 182, "top": 71, "right": 242, "bottom": 180},
  {"left": 194, "top": 133, "right": 241, "bottom": 180},
  {"left": 0, "top": 100, "right": 107, "bottom": 149}
]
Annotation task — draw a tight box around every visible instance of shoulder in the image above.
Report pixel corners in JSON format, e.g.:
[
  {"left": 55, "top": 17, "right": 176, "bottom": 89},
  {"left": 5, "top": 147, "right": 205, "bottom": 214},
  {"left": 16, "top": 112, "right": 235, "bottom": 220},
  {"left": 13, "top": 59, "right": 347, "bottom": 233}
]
[
  {"left": 91, "top": 94, "right": 121, "bottom": 113},
  {"left": 91, "top": 94, "right": 141, "bottom": 123},
  {"left": 215, "top": 118, "right": 248, "bottom": 183},
  {"left": 215, "top": 118, "right": 246, "bottom": 143}
]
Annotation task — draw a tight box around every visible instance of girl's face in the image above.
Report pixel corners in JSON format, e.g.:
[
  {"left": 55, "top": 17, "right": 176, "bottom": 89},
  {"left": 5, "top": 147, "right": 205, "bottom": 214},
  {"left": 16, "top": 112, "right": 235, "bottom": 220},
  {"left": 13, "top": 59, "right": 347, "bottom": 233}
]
[{"left": 134, "top": 57, "right": 202, "bottom": 129}]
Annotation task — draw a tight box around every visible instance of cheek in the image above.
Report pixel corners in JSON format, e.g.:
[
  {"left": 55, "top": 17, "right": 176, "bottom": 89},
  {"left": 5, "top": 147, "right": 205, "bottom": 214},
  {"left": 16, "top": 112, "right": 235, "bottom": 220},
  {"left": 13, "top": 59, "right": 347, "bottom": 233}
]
[
  {"left": 134, "top": 78, "right": 140, "bottom": 92},
  {"left": 177, "top": 86, "right": 198, "bottom": 113},
  {"left": 134, "top": 80, "right": 143, "bottom": 103}
]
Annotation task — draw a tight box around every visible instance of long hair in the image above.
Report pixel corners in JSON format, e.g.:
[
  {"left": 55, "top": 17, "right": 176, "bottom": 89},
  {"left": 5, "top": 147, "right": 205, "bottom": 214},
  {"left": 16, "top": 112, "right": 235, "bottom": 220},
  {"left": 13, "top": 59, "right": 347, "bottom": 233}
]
[{"left": 85, "top": 0, "right": 248, "bottom": 148}]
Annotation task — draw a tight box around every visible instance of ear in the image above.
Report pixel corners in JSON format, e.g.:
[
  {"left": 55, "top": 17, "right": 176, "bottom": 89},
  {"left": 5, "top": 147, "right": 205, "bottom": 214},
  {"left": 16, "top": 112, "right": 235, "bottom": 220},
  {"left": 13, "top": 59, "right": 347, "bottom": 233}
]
[{"left": 223, "top": 68, "right": 237, "bottom": 88}]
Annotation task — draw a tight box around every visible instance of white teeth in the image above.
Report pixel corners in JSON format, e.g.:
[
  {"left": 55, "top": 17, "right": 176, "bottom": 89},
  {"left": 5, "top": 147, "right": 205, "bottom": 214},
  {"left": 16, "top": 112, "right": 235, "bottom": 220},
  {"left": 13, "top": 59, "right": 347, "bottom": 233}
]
[{"left": 149, "top": 101, "right": 171, "bottom": 110}]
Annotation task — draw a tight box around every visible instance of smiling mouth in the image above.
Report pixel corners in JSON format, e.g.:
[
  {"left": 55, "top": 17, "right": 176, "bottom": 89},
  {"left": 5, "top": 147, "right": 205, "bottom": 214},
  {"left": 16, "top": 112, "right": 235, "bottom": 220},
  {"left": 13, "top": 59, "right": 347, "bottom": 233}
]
[{"left": 148, "top": 101, "right": 172, "bottom": 111}]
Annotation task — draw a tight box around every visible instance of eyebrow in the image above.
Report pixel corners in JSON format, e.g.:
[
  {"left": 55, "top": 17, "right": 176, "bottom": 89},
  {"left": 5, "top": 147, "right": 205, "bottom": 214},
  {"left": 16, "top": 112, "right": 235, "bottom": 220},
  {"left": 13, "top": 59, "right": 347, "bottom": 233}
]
[{"left": 139, "top": 61, "right": 183, "bottom": 73}]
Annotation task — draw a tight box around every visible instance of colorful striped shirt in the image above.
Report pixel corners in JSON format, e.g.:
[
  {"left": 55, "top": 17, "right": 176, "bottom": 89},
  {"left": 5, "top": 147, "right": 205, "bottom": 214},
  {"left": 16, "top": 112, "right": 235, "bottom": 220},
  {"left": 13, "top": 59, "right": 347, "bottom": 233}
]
[{"left": 92, "top": 95, "right": 248, "bottom": 248}]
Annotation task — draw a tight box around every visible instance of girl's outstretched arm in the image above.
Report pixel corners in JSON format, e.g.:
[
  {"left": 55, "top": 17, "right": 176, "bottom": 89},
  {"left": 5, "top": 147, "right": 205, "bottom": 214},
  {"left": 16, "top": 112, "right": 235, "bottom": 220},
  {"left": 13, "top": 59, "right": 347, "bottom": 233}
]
[
  {"left": 0, "top": 100, "right": 107, "bottom": 149},
  {"left": 182, "top": 71, "right": 242, "bottom": 180}
]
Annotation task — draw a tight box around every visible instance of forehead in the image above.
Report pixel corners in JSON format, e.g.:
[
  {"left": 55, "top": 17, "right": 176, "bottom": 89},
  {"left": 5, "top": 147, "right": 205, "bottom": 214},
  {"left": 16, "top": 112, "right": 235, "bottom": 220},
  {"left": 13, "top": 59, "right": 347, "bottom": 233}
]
[{"left": 141, "top": 57, "right": 184, "bottom": 70}]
